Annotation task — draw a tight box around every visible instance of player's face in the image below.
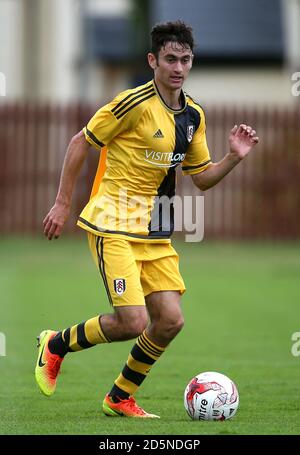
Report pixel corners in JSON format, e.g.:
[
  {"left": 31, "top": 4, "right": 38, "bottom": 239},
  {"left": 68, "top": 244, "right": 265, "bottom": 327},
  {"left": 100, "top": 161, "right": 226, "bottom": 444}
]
[{"left": 151, "top": 41, "right": 193, "bottom": 91}]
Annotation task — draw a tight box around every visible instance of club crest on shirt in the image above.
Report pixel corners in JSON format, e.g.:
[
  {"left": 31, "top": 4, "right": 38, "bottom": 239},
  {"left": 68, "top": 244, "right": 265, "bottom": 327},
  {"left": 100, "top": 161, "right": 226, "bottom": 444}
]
[
  {"left": 187, "top": 125, "right": 195, "bottom": 143},
  {"left": 114, "top": 278, "right": 126, "bottom": 295}
]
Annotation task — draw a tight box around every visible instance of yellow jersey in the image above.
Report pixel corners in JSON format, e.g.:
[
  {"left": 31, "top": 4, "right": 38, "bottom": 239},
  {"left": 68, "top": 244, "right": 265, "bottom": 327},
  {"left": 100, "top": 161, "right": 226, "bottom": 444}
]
[{"left": 78, "top": 79, "right": 211, "bottom": 242}]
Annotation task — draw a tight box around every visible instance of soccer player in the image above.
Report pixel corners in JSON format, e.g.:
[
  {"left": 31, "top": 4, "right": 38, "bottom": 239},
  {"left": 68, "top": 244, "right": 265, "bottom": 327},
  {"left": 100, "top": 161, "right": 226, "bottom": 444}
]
[{"left": 35, "top": 21, "right": 259, "bottom": 418}]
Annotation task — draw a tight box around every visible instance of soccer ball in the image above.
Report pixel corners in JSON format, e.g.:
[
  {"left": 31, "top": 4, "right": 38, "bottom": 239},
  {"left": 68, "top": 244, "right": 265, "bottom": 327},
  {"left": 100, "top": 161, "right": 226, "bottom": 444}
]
[{"left": 184, "top": 371, "right": 239, "bottom": 421}]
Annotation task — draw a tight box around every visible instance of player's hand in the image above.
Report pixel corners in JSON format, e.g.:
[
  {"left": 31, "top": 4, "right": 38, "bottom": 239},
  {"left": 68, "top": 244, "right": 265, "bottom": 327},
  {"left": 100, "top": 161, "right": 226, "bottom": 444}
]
[
  {"left": 43, "top": 202, "right": 70, "bottom": 240},
  {"left": 228, "top": 124, "right": 259, "bottom": 160}
]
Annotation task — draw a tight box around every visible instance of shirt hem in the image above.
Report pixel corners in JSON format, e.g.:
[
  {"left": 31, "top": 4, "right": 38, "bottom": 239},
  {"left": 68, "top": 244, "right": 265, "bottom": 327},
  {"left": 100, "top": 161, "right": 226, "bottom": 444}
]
[{"left": 77, "top": 220, "right": 172, "bottom": 244}]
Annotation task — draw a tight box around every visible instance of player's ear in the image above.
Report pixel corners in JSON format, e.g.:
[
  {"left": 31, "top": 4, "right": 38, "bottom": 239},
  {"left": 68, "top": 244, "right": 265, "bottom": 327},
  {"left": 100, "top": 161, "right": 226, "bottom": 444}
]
[{"left": 148, "top": 52, "right": 158, "bottom": 70}]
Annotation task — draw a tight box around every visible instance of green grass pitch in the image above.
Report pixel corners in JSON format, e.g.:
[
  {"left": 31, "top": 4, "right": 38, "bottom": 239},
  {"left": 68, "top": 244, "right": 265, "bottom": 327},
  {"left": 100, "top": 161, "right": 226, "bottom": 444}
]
[{"left": 1, "top": 237, "right": 300, "bottom": 435}]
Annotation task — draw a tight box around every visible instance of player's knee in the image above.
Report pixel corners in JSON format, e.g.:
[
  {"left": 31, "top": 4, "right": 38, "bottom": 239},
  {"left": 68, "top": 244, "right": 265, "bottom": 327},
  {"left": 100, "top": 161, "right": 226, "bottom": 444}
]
[
  {"left": 115, "top": 309, "right": 148, "bottom": 339},
  {"left": 173, "top": 315, "right": 185, "bottom": 335},
  {"left": 164, "top": 315, "right": 184, "bottom": 339},
  {"left": 127, "top": 315, "right": 148, "bottom": 338}
]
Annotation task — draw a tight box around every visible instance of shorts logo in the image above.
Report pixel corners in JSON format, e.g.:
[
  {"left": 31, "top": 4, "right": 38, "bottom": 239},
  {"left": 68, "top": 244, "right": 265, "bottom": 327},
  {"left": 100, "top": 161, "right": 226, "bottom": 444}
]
[
  {"left": 187, "top": 125, "right": 195, "bottom": 143},
  {"left": 114, "top": 278, "right": 126, "bottom": 295}
]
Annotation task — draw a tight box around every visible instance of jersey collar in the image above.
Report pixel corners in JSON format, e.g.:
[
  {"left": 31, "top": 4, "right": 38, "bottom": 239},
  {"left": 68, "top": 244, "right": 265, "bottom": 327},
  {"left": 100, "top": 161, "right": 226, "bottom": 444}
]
[{"left": 152, "top": 80, "right": 187, "bottom": 115}]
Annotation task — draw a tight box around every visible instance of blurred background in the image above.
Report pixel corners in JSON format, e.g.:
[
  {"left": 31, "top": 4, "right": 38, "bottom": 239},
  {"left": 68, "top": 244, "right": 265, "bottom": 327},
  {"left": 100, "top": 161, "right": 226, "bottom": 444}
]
[{"left": 0, "top": 0, "right": 300, "bottom": 239}]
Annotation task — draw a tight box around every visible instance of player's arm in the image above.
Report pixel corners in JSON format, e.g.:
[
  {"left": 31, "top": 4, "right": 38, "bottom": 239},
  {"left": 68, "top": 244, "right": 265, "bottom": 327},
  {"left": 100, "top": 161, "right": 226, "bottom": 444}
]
[
  {"left": 43, "top": 130, "right": 90, "bottom": 240},
  {"left": 192, "top": 124, "right": 259, "bottom": 191},
  {"left": 43, "top": 86, "right": 139, "bottom": 240}
]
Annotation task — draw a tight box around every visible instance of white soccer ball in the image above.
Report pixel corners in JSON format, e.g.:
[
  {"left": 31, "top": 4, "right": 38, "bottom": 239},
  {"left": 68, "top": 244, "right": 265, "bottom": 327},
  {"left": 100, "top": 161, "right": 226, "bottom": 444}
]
[{"left": 184, "top": 371, "right": 239, "bottom": 421}]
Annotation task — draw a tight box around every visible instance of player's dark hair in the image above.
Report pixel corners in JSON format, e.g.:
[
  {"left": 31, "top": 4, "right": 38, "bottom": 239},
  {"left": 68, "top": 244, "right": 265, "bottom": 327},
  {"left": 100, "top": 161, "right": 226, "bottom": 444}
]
[{"left": 150, "top": 20, "right": 194, "bottom": 58}]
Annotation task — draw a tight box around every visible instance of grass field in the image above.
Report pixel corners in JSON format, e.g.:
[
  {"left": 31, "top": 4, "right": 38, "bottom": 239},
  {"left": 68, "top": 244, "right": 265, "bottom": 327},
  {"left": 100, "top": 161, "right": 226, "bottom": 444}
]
[{"left": 0, "top": 237, "right": 300, "bottom": 435}]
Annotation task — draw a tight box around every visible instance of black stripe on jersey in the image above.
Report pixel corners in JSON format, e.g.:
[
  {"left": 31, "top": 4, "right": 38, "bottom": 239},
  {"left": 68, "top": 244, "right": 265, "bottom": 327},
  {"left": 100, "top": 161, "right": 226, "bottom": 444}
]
[
  {"left": 182, "top": 159, "right": 211, "bottom": 171},
  {"left": 85, "top": 128, "right": 104, "bottom": 147},
  {"left": 113, "top": 87, "right": 154, "bottom": 117},
  {"left": 111, "top": 83, "right": 153, "bottom": 113},
  {"left": 148, "top": 116, "right": 185, "bottom": 237},
  {"left": 148, "top": 167, "right": 175, "bottom": 238},
  {"left": 115, "top": 91, "right": 155, "bottom": 120},
  {"left": 78, "top": 217, "right": 170, "bottom": 239},
  {"left": 96, "top": 236, "right": 113, "bottom": 306},
  {"left": 148, "top": 106, "right": 201, "bottom": 237},
  {"left": 122, "top": 364, "right": 146, "bottom": 386},
  {"left": 131, "top": 344, "right": 155, "bottom": 365},
  {"left": 186, "top": 93, "right": 204, "bottom": 111},
  {"left": 77, "top": 322, "right": 95, "bottom": 349}
]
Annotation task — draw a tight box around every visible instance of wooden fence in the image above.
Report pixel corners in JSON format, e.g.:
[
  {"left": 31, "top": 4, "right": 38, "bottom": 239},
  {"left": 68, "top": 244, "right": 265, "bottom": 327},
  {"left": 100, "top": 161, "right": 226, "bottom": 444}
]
[{"left": 1, "top": 102, "right": 300, "bottom": 239}]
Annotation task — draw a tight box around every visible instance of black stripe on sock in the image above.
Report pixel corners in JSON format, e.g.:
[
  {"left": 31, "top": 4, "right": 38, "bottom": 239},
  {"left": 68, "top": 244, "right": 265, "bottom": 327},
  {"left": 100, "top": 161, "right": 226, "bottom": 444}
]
[
  {"left": 109, "top": 384, "right": 130, "bottom": 401},
  {"left": 48, "top": 332, "right": 68, "bottom": 357},
  {"left": 140, "top": 333, "right": 164, "bottom": 356},
  {"left": 122, "top": 364, "right": 146, "bottom": 386},
  {"left": 64, "top": 328, "right": 70, "bottom": 345},
  {"left": 64, "top": 327, "right": 74, "bottom": 352},
  {"left": 77, "top": 322, "right": 95, "bottom": 349},
  {"left": 131, "top": 344, "right": 155, "bottom": 365},
  {"left": 139, "top": 337, "right": 161, "bottom": 358}
]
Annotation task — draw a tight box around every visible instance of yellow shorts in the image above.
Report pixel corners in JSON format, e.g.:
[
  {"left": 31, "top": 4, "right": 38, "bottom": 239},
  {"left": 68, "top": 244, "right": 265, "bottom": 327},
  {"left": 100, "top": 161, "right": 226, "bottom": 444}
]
[{"left": 87, "top": 233, "right": 186, "bottom": 307}]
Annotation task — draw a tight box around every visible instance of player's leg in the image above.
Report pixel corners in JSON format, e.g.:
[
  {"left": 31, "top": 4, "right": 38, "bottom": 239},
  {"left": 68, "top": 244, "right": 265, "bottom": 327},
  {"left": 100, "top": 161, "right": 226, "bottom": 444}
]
[
  {"left": 103, "top": 291, "right": 182, "bottom": 418},
  {"left": 35, "top": 234, "right": 147, "bottom": 397},
  {"left": 142, "top": 250, "right": 185, "bottom": 346},
  {"left": 35, "top": 305, "right": 148, "bottom": 397},
  {"left": 103, "top": 250, "right": 185, "bottom": 417},
  {"left": 145, "top": 290, "right": 184, "bottom": 346}
]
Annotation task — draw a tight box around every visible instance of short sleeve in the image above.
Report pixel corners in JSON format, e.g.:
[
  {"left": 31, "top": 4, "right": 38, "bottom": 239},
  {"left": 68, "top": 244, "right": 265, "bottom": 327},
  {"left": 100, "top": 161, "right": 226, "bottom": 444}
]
[
  {"left": 83, "top": 89, "right": 144, "bottom": 149},
  {"left": 182, "top": 106, "right": 211, "bottom": 175}
]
